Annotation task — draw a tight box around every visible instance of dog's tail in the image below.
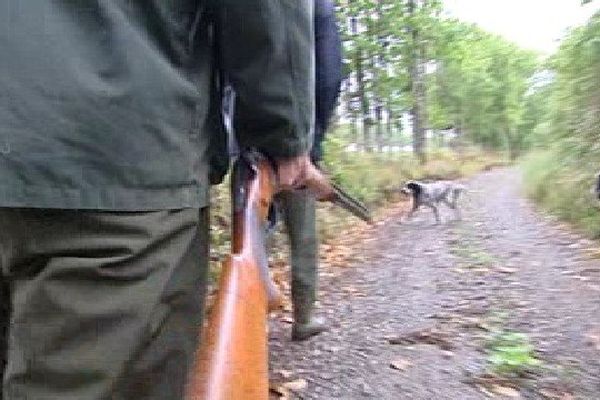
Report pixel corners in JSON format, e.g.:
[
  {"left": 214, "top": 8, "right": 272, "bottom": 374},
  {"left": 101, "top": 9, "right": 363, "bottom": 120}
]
[{"left": 452, "top": 183, "right": 471, "bottom": 203}]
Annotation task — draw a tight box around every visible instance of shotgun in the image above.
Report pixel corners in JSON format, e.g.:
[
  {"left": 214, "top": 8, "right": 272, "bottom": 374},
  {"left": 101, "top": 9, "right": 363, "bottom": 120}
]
[{"left": 186, "top": 151, "right": 371, "bottom": 400}]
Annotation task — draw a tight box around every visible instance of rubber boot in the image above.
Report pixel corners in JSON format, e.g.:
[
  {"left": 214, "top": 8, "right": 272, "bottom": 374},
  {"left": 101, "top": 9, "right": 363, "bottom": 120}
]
[
  {"left": 278, "top": 191, "right": 329, "bottom": 341},
  {"left": 291, "top": 307, "right": 328, "bottom": 342}
]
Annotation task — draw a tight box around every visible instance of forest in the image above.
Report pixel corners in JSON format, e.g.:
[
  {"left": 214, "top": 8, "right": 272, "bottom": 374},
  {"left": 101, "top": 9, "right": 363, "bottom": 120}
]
[{"left": 319, "top": 0, "right": 600, "bottom": 235}]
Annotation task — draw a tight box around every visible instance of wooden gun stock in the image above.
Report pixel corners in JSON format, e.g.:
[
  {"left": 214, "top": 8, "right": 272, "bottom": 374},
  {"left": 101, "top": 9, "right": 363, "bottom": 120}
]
[
  {"left": 186, "top": 152, "right": 372, "bottom": 400},
  {"left": 186, "top": 153, "right": 279, "bottom": 400}
]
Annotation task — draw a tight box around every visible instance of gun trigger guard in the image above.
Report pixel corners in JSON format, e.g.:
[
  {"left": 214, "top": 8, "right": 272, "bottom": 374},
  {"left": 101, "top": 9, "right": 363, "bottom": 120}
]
[{"left": 266, "top": 201, "right": 279, "bottom": 234}]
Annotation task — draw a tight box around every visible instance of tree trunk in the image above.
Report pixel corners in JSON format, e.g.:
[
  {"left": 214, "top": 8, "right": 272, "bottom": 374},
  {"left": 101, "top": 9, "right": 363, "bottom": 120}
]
[
  {"left": 351, "top": 111, "right": 358, "bottom": 144},
  {"left": 387, "top": 107, "right": 394, "bottom": 153},
  {"left": 505, "top": 124, "right": 519, "bottom": 161},
  {"left": 374, "top": 0, "right": 384, "bottom": 153},
  {"left": 409, "top": 0, "right": 426, "bottom": 164},
  {"left": 356, "top": 49, "right": 371, "bottom": 152},
  {"left": 375, "top": 104, "right": 383, "bottom": 152}
]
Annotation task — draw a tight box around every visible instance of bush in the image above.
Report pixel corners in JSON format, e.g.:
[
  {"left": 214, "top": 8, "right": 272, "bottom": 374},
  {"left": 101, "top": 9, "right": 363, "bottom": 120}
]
[
  {"left": 322, "top": 135, "right": 505, "bottom": 207},
  {"left": 522, "top": 150, "right": 600, "bottom": 238}
]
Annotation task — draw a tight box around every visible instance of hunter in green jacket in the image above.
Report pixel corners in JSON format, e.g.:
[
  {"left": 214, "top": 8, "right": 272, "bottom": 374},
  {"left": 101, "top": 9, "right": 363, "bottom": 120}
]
[{"left": 0, "top": 1, "right": 314, "bottom": 399}]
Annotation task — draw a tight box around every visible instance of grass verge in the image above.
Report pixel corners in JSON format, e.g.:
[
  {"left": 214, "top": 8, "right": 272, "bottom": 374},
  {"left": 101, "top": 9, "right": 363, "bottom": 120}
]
[{"left": 522, "top": 150, "right": 600, "bottom": 239}]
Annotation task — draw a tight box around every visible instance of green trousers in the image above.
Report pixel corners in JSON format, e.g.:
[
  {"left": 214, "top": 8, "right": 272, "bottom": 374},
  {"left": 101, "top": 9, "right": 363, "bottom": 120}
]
[
  {"left": 0, "top": 208, "right": 209, "bottom": 400},
  {"left": 277, "top": 191, "right": 319, "bottom": 322}
]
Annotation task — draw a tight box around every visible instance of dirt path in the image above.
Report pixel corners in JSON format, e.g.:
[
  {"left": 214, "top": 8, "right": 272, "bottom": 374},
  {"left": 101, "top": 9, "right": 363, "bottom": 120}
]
[{"left": 269, "top": 168, "right": 600, "bottom": 400}]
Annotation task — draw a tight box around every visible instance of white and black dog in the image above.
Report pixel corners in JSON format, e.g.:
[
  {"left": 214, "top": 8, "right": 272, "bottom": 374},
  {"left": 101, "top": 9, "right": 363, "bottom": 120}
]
[{"left": 400, "top": 180, "right": 466, "bottom": 224}]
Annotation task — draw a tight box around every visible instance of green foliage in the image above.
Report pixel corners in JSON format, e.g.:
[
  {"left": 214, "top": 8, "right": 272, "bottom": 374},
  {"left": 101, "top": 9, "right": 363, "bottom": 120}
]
[
  {"left": 322, "top": 135, "right": 420, "bottom": 204},
  {"left": 487, "top": 331, "right": 541, "bottom": 375},
  {"left": 452, "top": 246, "right": 497, "bottom": 269},
  {"left": 335, "top": 1, "right": 546, "bottom": 159},
  {"left": 545, "top": 11, "right": 600, "bottom": 150},
  {"left": 321, "top": 133, "right": 505, "bottom": 205},
  {"left": 429, "top": 20, "right": 539, "bottom": 159},
  {"left": 335, "top": 0, "right": 443, "bottom": 152},
  {"left": 521, "top": 11, "right": 600, "bottom": 238},
  {"left": 448, "top": 224, "right": 499, "bottom": 269},
  {"left": 523, "top": 151, "right": 600, "bottom": 238}
]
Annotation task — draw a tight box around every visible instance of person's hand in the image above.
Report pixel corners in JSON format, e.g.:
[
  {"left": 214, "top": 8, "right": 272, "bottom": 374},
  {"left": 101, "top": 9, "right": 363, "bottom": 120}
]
[
  {"left": 274, "top": 155, "right": 333, "bottom": 200},
  {"left": 275, "top": 154, "right": 311, "bottom": 190}
]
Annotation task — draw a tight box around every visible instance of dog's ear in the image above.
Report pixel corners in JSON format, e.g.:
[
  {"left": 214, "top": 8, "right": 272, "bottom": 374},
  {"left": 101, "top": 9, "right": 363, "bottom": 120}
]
[
  {"left": 405, "top": 181, "right": 423, "bottom": 198},
  {"left": 406, "top": 181, "right": 421, "bottom": 191}
]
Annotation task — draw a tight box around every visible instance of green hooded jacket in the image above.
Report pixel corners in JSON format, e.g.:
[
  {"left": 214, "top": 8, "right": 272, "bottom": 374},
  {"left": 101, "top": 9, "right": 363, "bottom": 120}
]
[{"left": 0, "top": 0, "right": 314, "bottom": 210}]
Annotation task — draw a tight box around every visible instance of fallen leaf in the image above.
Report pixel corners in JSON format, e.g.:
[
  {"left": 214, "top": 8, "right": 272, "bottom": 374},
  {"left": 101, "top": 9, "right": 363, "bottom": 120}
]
[
  {"left": 497, "top": 267, "right": 517, "bottom": 274},
  {"left": 269, "top": 382, "right": 290, "bottom": 399},
  {"left": 477, "top": 385, "right": 495, "bottom": 397},
  {"left": 442, "top": 350, "right": 454, "bottom": 359},
  {"left": 584, "top": 331, "right": 600, "bottom": 351},
  {"left": 388, "top": 328, "right": 454, "bottom": 350},
  {"left": 390, "top": 358, "right": 412, "bottom": 371},
  {"left": 275, "top": 369, "right": 294, "bottom": 379},
  {"left": 539, "top": 389, "right": 574, "bottom": 400},
  {"left": 282, "top": 379, "right": 308, "bottom": 392},
  {"left": 583, "top": 249, "right": 600, "bottom": 259},
  {"left": 342, "top": 286, "right": 359, "bottom": 294},
  {"left": 326, "top": 345, "right": 342, "bottom": 353},
  {"left": 491, "top": 385, "right": 520, "bottom": 397}
]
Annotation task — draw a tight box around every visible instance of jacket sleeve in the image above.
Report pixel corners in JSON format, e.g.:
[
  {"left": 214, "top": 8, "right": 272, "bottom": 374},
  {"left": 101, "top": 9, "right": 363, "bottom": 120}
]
[
  {"left": 218, "top": 0, "right": 315, "bottom": 159},
  {"left": 313, "top": 0, "right": 344, "bottom": 161}
]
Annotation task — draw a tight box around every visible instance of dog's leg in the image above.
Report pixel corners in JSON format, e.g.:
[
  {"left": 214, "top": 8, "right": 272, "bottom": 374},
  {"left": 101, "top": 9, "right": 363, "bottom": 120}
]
[
  {"left": 451, "top": 188, "right": 463, "bottom": 220},
  {"left": 428, "top": 204, "right": 441, "bottom": 224},
  {"left": 455, "top": 204, "right": 462, "bottom": 221},
  {"left": 442, "top": 199, "right": 454, "bottom": 210},
  {"left": 406, "top": 197, "right": 420, "bottom": 220},
  {"left": 406, "top": 205, "right": 417, "bottom": 220},
  {"left": 442, "top": 198, "right": 461, "bottom": 221}
]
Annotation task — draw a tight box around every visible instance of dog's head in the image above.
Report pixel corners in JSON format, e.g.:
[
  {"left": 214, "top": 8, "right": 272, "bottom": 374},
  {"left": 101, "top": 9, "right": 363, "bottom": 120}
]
[{"left": 400, "top": 181, "right": 423, "bottom": 197}]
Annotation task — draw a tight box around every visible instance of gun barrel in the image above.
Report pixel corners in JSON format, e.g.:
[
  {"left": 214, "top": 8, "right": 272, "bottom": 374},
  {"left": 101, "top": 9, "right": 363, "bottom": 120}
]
[
  {"left": 329, "top": 182, "right": 373, "bottom": 224},
  {"left": 303, "top": 165, "right": 373, "bottom": 224}
]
